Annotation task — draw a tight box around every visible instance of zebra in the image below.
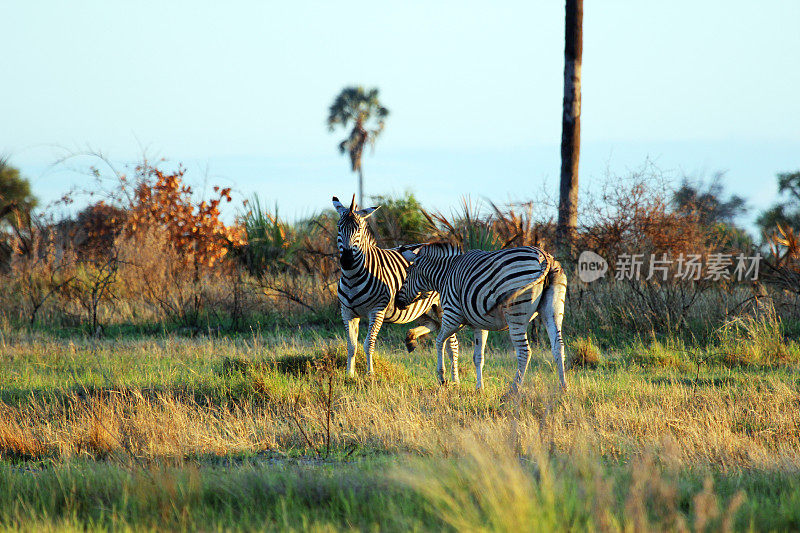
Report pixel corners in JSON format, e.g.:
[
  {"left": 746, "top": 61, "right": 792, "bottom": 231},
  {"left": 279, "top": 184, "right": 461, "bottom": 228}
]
[
  {"left": 395, "top": 242, "right": 568, "bottom": 392},
  {"left": 332, "top": 195, "right": 457, "bottom": 376}
]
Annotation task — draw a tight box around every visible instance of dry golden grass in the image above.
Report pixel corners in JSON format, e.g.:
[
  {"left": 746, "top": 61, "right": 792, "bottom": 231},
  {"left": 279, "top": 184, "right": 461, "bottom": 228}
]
[
  {"left": 1, "top": 347, "right": 798, "bottom": 471},
  {"left": 568, "top": 336, "right": 602, "bottom": 368},
  {"left": 0, "top": 333, "right": 799, "bottom": 530},
  {"left": 397, "top": 426, "right": 749, "bottom": 533}
]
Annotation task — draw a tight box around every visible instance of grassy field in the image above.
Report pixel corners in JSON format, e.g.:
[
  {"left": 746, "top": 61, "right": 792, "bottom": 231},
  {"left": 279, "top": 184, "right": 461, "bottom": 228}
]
[{"left": 1, "top": 320, "right": 800, "bottom": 531}]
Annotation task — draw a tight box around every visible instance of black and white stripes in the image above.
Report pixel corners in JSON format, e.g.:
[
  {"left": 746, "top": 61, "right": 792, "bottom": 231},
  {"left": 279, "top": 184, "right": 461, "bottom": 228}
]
[
  {"left": 396, "top": 242, "right": 568, "bottom": 392},
  {"left": 332, "top": 195, "right": 443, "bottom": 376}
]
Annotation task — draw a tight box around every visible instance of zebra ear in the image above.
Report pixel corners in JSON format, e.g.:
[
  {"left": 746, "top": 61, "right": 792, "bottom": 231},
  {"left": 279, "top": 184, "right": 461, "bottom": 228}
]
[
  {"left": 356, "top": 206, "right": 380, "bottom": 218},
  {"left": 401, "top": 245, "right": 423, "bottom": 262},
  {"left": 332, "top": 196, "right": 347, "bottom": 216}
]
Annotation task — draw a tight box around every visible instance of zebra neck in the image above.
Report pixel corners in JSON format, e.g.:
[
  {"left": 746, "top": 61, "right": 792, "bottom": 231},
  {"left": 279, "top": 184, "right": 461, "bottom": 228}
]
[
  {"left": 426, "top": 256, "right": 458, "bottom": 290},
  {"left": 360, "top": 245, "right": 381, "bottom": 273}
]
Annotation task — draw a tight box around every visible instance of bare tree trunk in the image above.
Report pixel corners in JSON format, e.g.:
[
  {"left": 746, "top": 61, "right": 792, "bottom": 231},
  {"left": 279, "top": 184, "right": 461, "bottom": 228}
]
[
  {"left": 358, "top": 167, "right": 364, "bottom": 207},
  {"left": 556, "top": 0, "right": 583, "bottom": 256}
]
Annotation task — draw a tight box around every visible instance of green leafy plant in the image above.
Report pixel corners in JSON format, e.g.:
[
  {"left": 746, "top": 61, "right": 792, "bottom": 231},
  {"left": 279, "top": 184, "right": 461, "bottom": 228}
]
[
  {"left": 239, "top": 195, "right": 300, "bottom": 277},
  {"left": 369, "top": 191, "right": 428, "bottom": 247},
  {"left": 423, "top": 197, "right": 509, "bottom": 251}
]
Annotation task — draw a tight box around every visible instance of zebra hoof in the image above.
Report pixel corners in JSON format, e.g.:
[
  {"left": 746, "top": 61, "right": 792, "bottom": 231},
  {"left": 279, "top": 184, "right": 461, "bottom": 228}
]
[{"left": 404, "top": 336, "right": 418, "bottom": 353}]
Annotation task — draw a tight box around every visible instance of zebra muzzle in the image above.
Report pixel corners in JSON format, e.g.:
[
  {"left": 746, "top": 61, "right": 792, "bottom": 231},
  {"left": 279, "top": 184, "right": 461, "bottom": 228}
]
[{"left": 339, "top": 249, "right": 355, "bottom": 269}]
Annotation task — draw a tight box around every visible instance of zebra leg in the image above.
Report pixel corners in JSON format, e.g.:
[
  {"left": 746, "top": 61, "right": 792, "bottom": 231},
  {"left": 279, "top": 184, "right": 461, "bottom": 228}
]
[
  {"left": 363, "top": 309, "right": 386, "bottom": 375},
  {"left": 342, "top": 308, "right": 360, "bottom": 377},
  {"left": 405, "top": 306, "right": 441, "bottom": 352},
  {"left": 435, "top": 316, "right": 462, "bottom": 385},
  {"left": 541, "top": 274, "right": 568, "bottom": 390},
  {"left": 446, "top": 335, "right": 460, "bottom": 384},
  {"left": 473, "top": 329, "right": 488, "bottom": 390},
  {"left": 405, "top": 324, "right": 432, "bottom": 353},
  {"left": 507, "top": 320, "right": 532, "bottom": 394}
]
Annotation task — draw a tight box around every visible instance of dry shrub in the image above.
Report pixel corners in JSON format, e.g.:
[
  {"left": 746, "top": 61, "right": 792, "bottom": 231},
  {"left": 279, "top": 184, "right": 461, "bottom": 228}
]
[
  {"left": 763, "top": 224, "right": 800, "bottom": 297},
  {"left": 113, "top": 163, "right": 246, "bottom": 324},
  {"left": 2, "top": 223, "right": 76, "bottom": 325},
  {"left": 60, "top": 201, "right": 126, "bottom": 260},
  {"left": 0, "top": 159, "right": 261, "bottom": 328},
  {"left": 0, "top": 201, "right": 127, "bottom": 330},
  {"left": 255, "top": 272, "right": 337, "bottom": 315},
  {"left": 114, "top": 228, "right": 198, "bottom": 322},
  {"left": 572, "top": 168, "right": 730, "bottom": 333},
  {"left": 577, "top": 165, "right": 710, "bottom": 265},
  {"left": 112, "top": 231, "right": 248, "bottom": 326},
  {"left": 490, "top": 200, "right": 555, "bottom": 250},
  {"left": 413, "top": 171, "right": 747, "bottom": 335},
  {"left": 127, "top": 163, "right": 244, "bottom": 269},
  {"left": 238, "top": 204, "right": 339, "bottom": 315},
  {"left": 568, "top": 337, "right": 601, "bottom": 369}
]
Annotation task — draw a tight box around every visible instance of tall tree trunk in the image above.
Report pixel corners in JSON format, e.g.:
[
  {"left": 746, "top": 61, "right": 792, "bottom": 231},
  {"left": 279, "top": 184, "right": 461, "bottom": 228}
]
[
  {"left": 556, "top": 0, "right": 583, "bottom": 256},
  {"left": 358, "top": 167, "right": 364, "bottom": 207}
]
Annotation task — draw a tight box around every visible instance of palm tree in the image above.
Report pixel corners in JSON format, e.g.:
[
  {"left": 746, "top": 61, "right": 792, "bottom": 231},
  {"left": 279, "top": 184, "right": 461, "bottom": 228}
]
[
  {"left": 0, "top": 157, "right": 37, "bottom": 229},
  {"left": 556, "top": 0, "right": 583, "bottom": 255},
  {"left": 327, "top": 86, "right": 389, "bottom": 206}
]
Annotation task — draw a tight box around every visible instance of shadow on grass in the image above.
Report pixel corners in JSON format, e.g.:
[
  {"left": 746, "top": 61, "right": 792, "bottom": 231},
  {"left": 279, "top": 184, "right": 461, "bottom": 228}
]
[
  {"left": 646, "top": 376, "right": 740, "bottom": 388},
  {"left": 219, "top": 344, "right": 408, "bottom": 381}
]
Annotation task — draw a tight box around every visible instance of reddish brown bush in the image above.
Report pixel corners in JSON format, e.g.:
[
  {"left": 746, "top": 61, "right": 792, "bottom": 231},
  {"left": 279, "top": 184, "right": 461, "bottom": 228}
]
[{"left": 127, "top": 164, "right": 245, "bottom": 268}]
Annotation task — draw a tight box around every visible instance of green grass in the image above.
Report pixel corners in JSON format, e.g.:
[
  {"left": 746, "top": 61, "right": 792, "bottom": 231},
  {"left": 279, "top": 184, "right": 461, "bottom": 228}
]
[
  {"left": 0, "top": 459, "right": 433, "bottom": 531},
  {"left": 1, "top": 323, "right": 800, "bottom": 531}
]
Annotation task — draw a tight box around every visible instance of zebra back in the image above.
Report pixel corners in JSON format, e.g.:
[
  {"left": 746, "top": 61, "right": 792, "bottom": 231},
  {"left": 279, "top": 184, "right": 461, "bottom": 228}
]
[
  {"left": 452, "top": 247, "right": 551, "bottom": 314},
  {"left": 399, "top": 243, "right": 551, "bottom": 321}
]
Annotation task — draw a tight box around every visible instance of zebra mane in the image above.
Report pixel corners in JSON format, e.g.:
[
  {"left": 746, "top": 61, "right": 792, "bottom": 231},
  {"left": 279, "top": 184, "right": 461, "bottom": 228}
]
[{"left": 423, "top": 241, "right": 462, "bottom": 258}]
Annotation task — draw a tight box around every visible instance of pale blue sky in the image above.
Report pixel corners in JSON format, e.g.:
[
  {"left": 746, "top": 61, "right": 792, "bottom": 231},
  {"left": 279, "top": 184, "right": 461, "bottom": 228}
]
[{"left": 2, "top": 1, "right": 799, "bottom": 229}]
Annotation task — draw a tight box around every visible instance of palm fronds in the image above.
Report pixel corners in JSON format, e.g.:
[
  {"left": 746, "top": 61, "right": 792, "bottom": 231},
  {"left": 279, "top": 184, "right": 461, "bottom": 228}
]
[
  {"left": 239, "top": 195, "right": 300, "bottom": 277},
  {"left": 422, "top": 197, "right": 507, "bottom": 251}
]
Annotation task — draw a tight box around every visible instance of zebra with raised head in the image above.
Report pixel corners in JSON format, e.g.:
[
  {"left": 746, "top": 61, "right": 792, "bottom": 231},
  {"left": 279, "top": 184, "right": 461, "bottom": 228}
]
[
  {"left": 332, "top": 195, "right": 456, "bottom": 376},
  {"left": 396, "top": 243, "right": 568, "bottom": 392}
]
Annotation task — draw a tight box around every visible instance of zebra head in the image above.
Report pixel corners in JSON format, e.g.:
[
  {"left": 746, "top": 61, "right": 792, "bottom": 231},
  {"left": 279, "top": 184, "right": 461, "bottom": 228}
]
[
  {"left": 396, "top": 242, "right": 461, "bottom": 309},
  {"left": 332, "top": 195, "right": 380, "bottom": 270}
]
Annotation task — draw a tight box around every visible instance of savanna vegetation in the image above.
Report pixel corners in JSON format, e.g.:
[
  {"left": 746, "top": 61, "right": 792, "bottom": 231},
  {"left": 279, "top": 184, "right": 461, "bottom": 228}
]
[{"left": 1, "top": 155, "right": 800, "bottom": 530}]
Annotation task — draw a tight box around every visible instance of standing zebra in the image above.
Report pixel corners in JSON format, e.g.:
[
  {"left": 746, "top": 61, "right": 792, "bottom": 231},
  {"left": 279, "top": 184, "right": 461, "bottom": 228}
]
[
  {"left": 332, "top": 195, "right": 455, "bottom": 376},
  {"left": 396, "top": 243, "right": 568, "bottom": 392}
]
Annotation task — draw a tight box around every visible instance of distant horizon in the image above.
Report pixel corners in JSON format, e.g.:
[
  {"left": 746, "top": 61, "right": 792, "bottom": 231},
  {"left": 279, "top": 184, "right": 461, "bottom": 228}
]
[
  {"left": 3, "top": 1, "right": 798, "bottom": 236},
  {"left": 9, "top": 137, "right": 796, "bottom": 237}
]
